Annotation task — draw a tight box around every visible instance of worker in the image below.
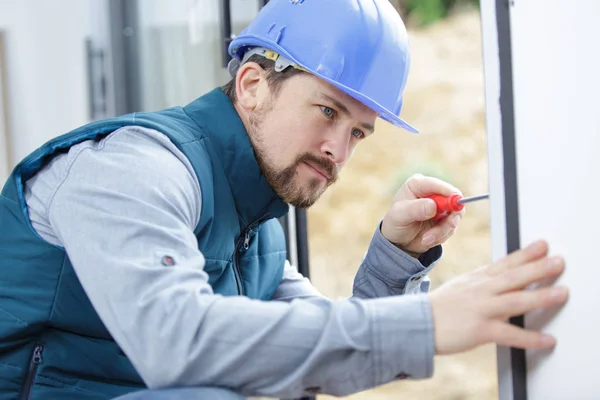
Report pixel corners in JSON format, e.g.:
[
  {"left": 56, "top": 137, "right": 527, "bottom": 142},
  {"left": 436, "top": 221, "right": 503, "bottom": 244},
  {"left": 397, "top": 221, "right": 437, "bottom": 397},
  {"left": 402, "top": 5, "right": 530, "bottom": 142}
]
[{"left": 0, "top": 0, "right": 568, "bottom": 399}]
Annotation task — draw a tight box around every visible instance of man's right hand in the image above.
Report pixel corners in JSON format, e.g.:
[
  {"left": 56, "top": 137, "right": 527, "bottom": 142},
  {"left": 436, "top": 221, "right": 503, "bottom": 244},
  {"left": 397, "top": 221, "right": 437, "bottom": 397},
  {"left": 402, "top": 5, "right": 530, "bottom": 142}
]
[{"left": 429, "top": 239, "right": 569, "bottom": 355}]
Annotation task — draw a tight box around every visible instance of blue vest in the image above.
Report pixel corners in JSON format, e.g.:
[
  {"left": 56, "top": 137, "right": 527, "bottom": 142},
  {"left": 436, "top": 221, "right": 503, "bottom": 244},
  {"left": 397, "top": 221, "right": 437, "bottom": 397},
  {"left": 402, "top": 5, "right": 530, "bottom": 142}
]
[{"left": 0, "top": 88, "right": 289, "bottom": 399}]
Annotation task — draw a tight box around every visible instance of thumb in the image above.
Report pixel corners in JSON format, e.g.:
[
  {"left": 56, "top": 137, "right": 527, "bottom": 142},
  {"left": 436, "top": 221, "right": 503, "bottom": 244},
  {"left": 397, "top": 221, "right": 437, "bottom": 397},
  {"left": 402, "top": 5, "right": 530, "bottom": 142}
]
[
  {"left": 403, "top": 174, "right": 462, "bottom": 199},
  {"left": 391, "top": 197, "right": 438, "bottom": 226}
]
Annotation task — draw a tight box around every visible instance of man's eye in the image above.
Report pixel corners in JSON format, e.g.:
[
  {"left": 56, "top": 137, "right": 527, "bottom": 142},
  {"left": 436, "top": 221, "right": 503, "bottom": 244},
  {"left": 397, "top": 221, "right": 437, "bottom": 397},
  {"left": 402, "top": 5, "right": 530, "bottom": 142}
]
[
  {"left": 352, "top": 129, "right": 365, "bottom": 139},
  {"left": 320, "top": 106, "right": 335, "bottom": 118}
]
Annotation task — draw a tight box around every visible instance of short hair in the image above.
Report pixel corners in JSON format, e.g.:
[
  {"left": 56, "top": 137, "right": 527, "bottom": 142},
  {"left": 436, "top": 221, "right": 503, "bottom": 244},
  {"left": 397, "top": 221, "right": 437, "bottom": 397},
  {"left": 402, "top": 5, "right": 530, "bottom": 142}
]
[{"left": 221, "top": 54, "right": 306, "bottom": 103}]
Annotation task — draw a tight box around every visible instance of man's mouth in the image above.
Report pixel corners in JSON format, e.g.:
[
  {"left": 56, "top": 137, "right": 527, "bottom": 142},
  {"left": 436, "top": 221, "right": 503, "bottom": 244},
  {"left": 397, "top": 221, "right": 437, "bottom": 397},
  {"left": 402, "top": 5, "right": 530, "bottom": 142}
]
[{"left": 304, "top": 161, "right": 331, "bottom": 180}]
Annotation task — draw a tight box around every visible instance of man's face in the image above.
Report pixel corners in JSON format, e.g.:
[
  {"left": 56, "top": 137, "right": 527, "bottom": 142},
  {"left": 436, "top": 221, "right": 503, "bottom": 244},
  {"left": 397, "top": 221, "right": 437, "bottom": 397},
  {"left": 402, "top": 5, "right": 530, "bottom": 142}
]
[{"left": 245, "top": 72, "right": 378, "bottom": 209}]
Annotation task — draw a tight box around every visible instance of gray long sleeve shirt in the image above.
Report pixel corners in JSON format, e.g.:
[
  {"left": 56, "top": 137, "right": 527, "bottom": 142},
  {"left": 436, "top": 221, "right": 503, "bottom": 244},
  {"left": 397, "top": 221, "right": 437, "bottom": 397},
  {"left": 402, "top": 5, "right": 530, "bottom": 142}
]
[{"left": 23, "top": 125, "right": 442, "bottom": 398}]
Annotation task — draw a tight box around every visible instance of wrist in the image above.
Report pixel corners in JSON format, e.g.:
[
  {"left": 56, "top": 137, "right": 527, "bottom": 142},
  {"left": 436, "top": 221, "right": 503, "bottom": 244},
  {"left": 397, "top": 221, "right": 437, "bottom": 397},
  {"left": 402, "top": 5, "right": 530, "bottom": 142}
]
[
  {"left": 379, "top": 223, "right": 422, "bottom": 258},
  {"left": 394, "top": 244, "right": 421, "bottom": 259}
]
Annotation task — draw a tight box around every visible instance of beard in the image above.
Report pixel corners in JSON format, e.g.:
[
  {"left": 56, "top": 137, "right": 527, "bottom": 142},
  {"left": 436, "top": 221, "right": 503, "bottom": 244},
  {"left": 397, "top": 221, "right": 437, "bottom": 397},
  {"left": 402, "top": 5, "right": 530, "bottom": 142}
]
[{"left": 248, "top": 100, "right": 338, "bottom": 209}]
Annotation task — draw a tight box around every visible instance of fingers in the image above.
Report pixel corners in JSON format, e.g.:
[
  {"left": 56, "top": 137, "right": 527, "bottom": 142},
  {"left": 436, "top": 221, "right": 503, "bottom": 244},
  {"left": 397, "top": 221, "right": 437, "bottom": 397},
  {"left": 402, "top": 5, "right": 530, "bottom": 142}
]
[
  {"left": 490, "top": 254, "right": 565, "bottom": 294},
  {"left": 405, "top": 174, "right": 462, "bottom": 199},
  {"left": 389, "top": 197, "right": 440, "bottom": 226},
  {"left": 483, "top": 239, "right": 549, "bottom": 276},
  {"left": 421, "top": 211, "right": 461, "bottom": 247},
  {"left": 487, "top": 320, "right": 557, "bottom": 349},
  {"left": 487, "top": 285, "right": 569, "bottom": 318}
]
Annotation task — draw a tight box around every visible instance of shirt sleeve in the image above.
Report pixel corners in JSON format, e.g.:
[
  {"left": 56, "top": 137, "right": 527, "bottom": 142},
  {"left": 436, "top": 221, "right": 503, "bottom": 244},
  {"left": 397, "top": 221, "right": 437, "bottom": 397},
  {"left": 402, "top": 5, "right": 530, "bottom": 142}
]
[
  {"left": 270, "top": 259, "right": 325, "bottom": 301},
  {"left": 46, "top": 125, "right": 435, "bottom": 399},
  {"left": 352, "top": 222, "right": 444, "bottom": 298},
  {"left": 272, "top": 222, "right": 443, "bottom": 301}
]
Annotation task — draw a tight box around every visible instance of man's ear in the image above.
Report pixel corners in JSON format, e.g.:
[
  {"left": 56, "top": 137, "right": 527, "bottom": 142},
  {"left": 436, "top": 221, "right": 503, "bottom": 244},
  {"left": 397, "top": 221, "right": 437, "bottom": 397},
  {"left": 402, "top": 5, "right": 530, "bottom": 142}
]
[{"left": 235, "top": 62, "right": 267, "bottom": 111}]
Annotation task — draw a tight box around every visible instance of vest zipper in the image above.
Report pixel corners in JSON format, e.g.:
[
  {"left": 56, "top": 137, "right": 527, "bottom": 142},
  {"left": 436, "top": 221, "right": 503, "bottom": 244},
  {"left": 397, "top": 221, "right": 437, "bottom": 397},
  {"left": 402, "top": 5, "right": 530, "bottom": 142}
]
[
  {"left": 233, "top": 212, "right": 269, "bottom": 296},
  {"left": 243, "top": 232, "right": 251, "bottom": 250},
  {"left": 232, "top": 231, "right": 247, "bottom": 295},
  {"left": 19, "top": 344, "right": 43, "bottom": 400}
]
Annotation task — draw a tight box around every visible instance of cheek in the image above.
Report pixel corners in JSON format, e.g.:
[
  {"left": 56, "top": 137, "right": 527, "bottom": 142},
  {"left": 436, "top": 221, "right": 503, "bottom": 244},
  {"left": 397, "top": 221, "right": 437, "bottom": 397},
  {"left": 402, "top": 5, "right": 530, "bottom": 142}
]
[
  {"left": 293, "top": 117, "right": 328, "bottom": 146},
  {"left": 277, "top": 118, "right": 320, "bottom": 151},
  {"left": 258, "top": 122, "right": 301, "bottom": 167},
  {"left": 263, "top": 107, "right": 325, "bottom": 159}
]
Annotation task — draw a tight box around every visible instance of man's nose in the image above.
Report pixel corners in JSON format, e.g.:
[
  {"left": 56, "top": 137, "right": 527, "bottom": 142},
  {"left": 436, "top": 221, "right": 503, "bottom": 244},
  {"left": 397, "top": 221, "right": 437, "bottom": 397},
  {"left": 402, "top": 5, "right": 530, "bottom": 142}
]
[{"left": 320, "top": 130, "right": 350, "bottom": 164}]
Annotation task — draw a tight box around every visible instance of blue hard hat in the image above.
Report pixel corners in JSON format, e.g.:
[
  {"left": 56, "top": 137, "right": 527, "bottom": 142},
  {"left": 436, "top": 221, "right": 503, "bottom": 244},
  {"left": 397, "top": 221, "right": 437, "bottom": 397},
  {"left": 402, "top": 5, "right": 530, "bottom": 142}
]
[{"left": 228, "top": 0, "right": 418, "bottom": 133}]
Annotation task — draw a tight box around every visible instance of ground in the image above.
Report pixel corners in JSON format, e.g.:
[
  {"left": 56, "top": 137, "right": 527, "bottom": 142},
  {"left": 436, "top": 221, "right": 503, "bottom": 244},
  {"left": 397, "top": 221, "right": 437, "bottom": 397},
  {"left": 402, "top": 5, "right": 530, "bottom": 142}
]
[{"left": 306, "top": 9, "right": 499, "bottom": 400}]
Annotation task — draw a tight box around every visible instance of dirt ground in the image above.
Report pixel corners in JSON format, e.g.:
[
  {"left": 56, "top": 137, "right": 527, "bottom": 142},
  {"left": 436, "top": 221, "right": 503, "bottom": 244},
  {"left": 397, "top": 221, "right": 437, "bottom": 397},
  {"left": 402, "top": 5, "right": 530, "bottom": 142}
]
[{"left": 306, "top": 9, "right": 498, "bottom": 400}]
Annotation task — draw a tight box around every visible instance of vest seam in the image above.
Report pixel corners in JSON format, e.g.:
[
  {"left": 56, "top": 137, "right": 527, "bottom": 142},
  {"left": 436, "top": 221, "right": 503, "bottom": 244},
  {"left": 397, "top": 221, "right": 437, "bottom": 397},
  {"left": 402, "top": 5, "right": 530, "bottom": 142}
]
[
  {"left": 204, "top": 250, "right": 287, "bottom": 263},
  {"left": 203, "top": 258, "right": 229, "bottom": 263},
  {"left": 242, "top": 250, "right": 288, "bottom": 258},
  {"left": 0, "top": 361, "right": 21, "bottom": 370},
  {"left": 0, "top": 193, "right": 18, "bottom": 205},
  {"left": 47, "top": 253, "right": 69, "bottom": 323},
  {"left": 36, "top": 373, "right": 121, "bottom": 395},
  {"left": 180, "top": 107, "right": 208, "bottom": 138},
  {"left": 0, "top": 305, "right": 27, "bottom": 326},
  {"left": 179, "top": 137, "right": 204, "bottom": 145}
]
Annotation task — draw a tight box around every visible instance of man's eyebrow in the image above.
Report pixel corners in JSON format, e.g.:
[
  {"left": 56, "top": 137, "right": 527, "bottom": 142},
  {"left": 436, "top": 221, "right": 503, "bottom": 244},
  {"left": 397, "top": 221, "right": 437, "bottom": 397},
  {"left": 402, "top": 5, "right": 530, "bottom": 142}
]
[{"left": 317, "top": 93, "right": 375, "bottom": 133}]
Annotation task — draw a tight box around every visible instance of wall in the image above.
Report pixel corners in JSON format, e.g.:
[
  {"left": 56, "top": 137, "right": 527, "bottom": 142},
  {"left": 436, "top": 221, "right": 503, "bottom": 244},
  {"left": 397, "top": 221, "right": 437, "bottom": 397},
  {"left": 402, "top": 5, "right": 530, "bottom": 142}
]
[{"left": 0, "top": 0, "right": 90, "bottom": 182}]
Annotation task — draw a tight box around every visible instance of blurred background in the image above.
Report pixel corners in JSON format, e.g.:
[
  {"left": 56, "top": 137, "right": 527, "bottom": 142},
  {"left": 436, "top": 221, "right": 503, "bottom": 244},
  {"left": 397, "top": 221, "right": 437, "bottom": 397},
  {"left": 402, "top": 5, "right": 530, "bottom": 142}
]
[{"left": 0, "top": 0, "right": 493, "bottom": 398}]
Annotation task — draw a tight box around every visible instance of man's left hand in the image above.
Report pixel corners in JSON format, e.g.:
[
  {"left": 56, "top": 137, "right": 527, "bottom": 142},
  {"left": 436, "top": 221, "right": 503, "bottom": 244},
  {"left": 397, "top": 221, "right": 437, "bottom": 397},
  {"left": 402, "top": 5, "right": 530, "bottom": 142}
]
[{"left": 380, "top": 174, "right": 465, "bottom": 258}]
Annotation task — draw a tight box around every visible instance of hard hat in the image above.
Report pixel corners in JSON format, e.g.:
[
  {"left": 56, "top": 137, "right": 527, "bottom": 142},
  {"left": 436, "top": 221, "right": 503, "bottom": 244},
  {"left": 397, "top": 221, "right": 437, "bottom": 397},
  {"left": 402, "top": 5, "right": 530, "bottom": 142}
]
[{"left": 228, "top": 0, "right": 418, "bottom": 133}]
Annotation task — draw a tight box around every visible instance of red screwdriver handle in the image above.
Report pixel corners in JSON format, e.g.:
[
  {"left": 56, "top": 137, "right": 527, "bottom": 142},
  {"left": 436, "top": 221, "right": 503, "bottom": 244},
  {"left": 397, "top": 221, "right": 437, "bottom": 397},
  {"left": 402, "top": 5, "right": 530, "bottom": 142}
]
[{"left": 428, "top": 194, "right": 464, "bottom": 220}]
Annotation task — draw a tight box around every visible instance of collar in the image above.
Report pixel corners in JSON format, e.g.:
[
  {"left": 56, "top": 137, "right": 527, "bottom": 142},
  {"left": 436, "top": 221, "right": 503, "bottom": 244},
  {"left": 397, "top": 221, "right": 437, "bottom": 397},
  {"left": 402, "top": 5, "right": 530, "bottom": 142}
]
[{"left": 183, "top": 88, "right": 289, "bottom": 226}]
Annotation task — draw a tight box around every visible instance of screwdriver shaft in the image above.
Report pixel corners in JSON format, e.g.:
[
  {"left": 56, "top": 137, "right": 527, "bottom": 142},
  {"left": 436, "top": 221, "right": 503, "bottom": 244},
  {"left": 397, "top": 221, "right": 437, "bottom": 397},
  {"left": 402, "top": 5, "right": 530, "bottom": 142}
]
[{"left": 457, "top": 193, "right": 489, "bottom": 204}]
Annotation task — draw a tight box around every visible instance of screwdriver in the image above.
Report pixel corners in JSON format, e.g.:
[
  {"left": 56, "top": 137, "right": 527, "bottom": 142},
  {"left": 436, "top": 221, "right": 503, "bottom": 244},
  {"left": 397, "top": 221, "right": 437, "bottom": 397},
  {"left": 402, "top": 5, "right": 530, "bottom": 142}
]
[{"left": 428, "top": 193, "right": 489, "bottom": 220}]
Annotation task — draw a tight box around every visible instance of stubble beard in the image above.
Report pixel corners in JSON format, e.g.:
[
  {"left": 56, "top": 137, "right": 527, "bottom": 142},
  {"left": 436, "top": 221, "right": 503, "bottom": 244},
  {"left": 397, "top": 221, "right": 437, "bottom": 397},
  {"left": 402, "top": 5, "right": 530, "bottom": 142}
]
[{"left": 248, "top": 101, "right": 337, "bottom": 209}]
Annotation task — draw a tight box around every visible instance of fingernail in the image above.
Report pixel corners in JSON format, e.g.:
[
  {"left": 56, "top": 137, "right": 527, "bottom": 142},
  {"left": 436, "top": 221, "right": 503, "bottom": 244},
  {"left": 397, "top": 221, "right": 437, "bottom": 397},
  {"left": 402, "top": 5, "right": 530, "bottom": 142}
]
[
  {"left": 424, "top": 199, "right": 435, "bottom": 216},
  {"left": 550, "top": 287, "right": 567, "bottom": 300},
  {"left": 451, "top": 215, "right": 461, "bottom": 227},
  {"left": 548, "top": 256, "right": 563, "bottom": 269},
  {"left": 422, "top": 233, "right": 435, "bottom": 246},
  {"left": 540, "top": 334, "right": 556, "bottom": 347},
  {"left": 529, "top": 240, "right": 547, "bottom": 252}
]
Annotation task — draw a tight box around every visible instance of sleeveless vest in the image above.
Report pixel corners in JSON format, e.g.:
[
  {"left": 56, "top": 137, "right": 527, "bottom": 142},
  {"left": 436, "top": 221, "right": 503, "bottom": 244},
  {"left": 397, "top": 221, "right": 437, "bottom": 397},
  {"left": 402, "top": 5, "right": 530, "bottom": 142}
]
[{"left": 0, "top": 88, "right": 289, "bottom": 399}]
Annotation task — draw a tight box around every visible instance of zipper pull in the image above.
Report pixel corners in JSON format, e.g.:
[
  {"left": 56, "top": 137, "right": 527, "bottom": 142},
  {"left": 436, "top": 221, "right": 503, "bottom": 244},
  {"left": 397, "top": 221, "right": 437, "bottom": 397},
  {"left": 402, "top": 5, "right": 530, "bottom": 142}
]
[
  {"left": 243, "top": 231, "right": 251, "bottom": 250},
  {"left": 33, "top": 345, "right": 43, "bottom": 364}
]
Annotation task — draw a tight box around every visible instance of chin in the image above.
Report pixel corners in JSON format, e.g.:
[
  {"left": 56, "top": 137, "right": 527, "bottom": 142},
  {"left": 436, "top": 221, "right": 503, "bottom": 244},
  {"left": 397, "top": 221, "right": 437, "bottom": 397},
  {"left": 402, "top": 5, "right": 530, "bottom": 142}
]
[{"left": 283, "top": 186, "right": 324, "bottom": 209}]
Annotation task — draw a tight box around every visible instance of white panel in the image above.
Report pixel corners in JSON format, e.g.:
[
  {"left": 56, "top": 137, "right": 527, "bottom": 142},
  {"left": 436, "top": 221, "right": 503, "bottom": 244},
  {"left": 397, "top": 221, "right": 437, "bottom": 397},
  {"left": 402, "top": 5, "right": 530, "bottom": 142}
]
[
  {"left": 480, "top": 0, "right": 508, "bottom": 270},
  {"left": 509, "top": 0, "right": 600, "bottom": 399}
]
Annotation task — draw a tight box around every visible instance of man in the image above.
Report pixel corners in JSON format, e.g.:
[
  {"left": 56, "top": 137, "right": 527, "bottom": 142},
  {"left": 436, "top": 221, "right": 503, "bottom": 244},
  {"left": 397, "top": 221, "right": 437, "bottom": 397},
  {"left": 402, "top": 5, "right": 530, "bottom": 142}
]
[{"left": 0, "top": 0, "right": 568, "bottom": 399}]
